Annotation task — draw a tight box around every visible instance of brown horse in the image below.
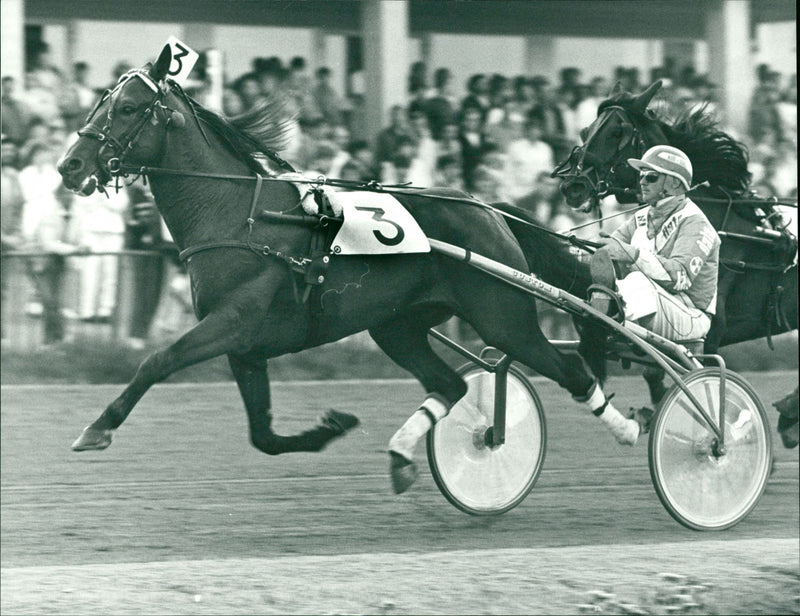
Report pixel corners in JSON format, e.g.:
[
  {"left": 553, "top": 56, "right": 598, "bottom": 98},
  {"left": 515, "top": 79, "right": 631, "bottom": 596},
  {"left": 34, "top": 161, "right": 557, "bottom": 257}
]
[
  {"left": 58, "top": 47, "right": 616, "bottom": 491},
  {"left": 552, "top": 80, "right": 798, "bottom": 447}
]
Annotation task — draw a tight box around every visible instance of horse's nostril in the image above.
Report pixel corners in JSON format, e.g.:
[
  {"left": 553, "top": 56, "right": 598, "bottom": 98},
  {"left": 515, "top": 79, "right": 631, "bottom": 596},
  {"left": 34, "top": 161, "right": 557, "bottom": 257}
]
[{"left": 58, "top": 157, "right": 84, "bottom": 175}]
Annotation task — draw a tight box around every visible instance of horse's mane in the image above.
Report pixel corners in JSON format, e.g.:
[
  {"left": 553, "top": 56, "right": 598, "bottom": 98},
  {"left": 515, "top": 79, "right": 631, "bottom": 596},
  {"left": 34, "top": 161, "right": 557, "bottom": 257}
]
[
  {"left": 600, "top": 93, "right": 752, "bottom": 196},
  {"left": 189, "top": 95, "right": 296, "bottom": 175}
]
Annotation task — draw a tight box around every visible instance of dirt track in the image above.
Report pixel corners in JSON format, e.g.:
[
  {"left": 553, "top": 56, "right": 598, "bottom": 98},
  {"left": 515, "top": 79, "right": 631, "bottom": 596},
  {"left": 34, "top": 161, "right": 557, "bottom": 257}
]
[{"left": 2, "top": 373, "right": 798, "bottom": 614}]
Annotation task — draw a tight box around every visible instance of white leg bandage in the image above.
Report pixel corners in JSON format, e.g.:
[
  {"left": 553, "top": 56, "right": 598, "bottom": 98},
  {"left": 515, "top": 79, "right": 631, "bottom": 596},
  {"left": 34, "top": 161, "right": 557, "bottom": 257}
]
[
  {"left": 575, "top": 382, "right": 639, "bottom": 446},
  {"left": 389, "top": 395, "right": 450, "bottom": 461}
]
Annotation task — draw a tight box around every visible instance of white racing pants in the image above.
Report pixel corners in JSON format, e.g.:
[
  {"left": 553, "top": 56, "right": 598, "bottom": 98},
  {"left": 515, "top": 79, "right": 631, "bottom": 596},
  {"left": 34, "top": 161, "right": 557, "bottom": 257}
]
[{"left": 616, "top": 271, "right": 712, "bottom": 341}]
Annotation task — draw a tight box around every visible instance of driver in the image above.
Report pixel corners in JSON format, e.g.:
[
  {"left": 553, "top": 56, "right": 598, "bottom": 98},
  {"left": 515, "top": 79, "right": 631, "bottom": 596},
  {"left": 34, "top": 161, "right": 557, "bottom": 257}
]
[{"left": 589, "top": 144, "right": 721, "bottom": 343}]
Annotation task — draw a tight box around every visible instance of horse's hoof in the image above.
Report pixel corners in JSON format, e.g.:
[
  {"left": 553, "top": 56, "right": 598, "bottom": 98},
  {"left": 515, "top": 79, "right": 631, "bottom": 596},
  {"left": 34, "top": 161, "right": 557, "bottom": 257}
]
[
  {"left": 777, "top": 415, "right": 799, "bottom": 449},
  {"left": 389, "top": 451, "right": 418, "bottom": 494},
  {"left": 72, "top": 426, "right": 113, "bottom": 451},
  {"left": 322, "top": 409, "right": 360, "bottom": 435},
  {"left": 628, "top": 406, "right": 655, "bottom": 435}
]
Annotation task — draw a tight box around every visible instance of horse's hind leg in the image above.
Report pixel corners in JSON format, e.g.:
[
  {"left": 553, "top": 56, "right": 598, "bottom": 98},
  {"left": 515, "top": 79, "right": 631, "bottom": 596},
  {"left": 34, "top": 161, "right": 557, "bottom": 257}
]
[
  {"left": 228, "top": 351, "right": 359, "bottom": 455},
  {"left": 459, "top": 282, "right": 641, "bottom": 446},
  {"left": 369, "top": 308, "right": 467, "bottom": 493}
]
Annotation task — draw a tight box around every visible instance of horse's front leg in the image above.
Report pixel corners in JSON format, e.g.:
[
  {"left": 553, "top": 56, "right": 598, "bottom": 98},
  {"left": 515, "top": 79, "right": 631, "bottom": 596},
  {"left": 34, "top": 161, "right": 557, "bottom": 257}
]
[
  {"left": 227, "top": 351, "right": 359, "bottom": 455},
  {"left": 71, "top": 306, "right": 256, "bottom": 451}
]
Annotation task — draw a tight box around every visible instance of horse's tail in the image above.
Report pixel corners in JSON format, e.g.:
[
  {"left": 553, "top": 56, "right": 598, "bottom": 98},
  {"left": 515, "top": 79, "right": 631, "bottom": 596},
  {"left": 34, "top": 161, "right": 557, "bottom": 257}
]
[{"left": 576, "top": 317, "right": 609, "bottom": 385}]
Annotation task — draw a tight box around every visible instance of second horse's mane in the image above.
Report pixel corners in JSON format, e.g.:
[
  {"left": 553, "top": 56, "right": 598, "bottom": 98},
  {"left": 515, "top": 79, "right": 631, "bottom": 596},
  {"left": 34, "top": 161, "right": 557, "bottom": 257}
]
[{"left": 600, "top": 90, "right": 752, "bottom": 196}]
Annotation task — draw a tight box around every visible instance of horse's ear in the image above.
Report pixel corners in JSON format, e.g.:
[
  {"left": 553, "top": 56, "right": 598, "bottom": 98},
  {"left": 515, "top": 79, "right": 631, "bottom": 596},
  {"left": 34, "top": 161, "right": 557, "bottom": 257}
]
[
  {"left": 633, "top": 80, "right": 663, "bottom": 113},
  {"left": 150, "top": 45, "right": 172, "bottom": 83},
  {"left": 609, "top": 81, "right": 623, "bottom": 97}
]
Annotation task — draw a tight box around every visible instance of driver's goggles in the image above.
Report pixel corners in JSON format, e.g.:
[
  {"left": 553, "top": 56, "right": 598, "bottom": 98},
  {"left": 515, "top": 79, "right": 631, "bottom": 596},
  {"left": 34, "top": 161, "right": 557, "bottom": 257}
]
[{"left": 639, "top": 171, "right": 662, "bottom": 184}]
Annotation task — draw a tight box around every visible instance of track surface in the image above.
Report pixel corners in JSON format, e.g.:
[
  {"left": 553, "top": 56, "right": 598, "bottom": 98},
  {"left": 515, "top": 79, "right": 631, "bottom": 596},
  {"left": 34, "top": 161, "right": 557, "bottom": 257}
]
[{"left": 2, "top": 373, "right": 798, "bottom": 614}]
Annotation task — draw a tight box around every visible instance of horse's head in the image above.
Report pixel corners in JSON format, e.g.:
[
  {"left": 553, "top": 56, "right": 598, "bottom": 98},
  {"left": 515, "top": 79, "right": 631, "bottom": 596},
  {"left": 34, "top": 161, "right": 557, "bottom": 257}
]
[
  {"left": 58, "top": 46, "right": 185, "bottom": 195},
  {"left": 553, "top": 80, "right": 666, "bottom": 213}
]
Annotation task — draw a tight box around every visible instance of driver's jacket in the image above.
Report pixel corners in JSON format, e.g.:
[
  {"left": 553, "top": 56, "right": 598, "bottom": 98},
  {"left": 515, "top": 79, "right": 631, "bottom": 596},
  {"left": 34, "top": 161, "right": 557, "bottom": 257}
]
[{"left": 611, "top": 194, "right": 721, "bottom": 314}]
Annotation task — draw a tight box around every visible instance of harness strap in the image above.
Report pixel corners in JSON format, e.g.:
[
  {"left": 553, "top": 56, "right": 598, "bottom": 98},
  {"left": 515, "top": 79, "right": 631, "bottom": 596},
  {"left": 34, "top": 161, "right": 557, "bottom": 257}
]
[
  {"left": 178, "top": 241, "right": 254, "bottom": 262},
  {"left": 247, "top": 173, "right": 264, "bottom": 227}
]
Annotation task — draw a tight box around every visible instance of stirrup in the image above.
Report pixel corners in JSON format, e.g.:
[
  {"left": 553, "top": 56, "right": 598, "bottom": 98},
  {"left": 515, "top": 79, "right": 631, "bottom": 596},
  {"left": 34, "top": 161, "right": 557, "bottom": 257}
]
[{"left": 586, "top": 284, "right": 625, "bottom": 323}]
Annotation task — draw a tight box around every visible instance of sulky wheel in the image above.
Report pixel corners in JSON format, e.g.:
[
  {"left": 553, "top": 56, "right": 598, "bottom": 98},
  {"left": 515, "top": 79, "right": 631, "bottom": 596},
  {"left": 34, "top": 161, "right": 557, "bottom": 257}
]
[
  {"left": 649, "top": 367, "right": 772, "bottom": 531},
  {"left": 426, "top": 363, "right": 546, "bottom": 515}
]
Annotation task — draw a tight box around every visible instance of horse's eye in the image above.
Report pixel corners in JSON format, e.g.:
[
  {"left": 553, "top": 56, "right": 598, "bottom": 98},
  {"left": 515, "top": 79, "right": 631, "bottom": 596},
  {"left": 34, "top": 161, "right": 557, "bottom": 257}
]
[{"left": 120, "top": 105, "right": 137, "bottom": 115}]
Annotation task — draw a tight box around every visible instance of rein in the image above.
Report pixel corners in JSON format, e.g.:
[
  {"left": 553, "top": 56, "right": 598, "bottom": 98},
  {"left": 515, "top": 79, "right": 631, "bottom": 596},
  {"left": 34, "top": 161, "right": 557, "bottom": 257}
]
[{"left": 113, "top": 163, "right": 605, "bottom": 256}]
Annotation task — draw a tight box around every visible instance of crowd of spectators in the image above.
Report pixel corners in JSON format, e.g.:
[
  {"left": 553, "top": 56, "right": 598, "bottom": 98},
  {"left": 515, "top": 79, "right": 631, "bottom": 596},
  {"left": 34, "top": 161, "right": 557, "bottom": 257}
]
[{"left": 1, "top": 41, "right": 797, "bottom": 347}]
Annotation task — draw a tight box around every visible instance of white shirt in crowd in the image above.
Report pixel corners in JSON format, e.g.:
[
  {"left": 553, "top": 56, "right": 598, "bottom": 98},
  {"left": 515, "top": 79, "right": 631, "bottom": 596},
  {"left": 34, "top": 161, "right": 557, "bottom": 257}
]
[{"left": 504, "top": 138, "right": 555, "bottom": 202}]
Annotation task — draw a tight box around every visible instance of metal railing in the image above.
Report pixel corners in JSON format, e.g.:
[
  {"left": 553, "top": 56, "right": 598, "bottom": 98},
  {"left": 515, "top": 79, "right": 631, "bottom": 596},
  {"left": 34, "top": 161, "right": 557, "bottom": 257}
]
[
  {"left": 1, "top": 250, "right": 194, "bottom": 351},
  {"left": 1, "top": 249, "right": 578, "bottom": 353}
]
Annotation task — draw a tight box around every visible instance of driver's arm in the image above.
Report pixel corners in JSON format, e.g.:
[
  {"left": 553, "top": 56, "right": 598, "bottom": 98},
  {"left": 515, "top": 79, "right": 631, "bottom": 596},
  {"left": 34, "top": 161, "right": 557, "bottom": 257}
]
[{"left": 632, "top": 218, "right": 719, "bottom": 293}]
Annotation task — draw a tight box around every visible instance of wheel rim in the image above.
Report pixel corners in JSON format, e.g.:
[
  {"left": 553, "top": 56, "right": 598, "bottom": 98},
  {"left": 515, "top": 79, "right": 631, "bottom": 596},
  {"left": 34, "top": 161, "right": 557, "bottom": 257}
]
[
  {"left": 430, "top": 368, "right": 544, "bottom": 513},
  {"left": 652, "top": 370, "right": 771, "bottom": 529}
]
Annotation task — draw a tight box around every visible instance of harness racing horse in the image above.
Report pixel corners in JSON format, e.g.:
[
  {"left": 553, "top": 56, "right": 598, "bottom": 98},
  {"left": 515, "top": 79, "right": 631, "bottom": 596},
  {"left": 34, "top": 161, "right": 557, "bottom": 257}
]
[
  {"left": 58, "top": 47, "right": 607, "bottom": 492},
  {"left": 552, "top": 80, "right": 799, "bottom": 448}
]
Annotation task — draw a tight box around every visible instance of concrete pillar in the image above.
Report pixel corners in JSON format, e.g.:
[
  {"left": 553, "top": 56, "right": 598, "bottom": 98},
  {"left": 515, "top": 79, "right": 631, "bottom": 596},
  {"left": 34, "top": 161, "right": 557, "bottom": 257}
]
[
  {"left": 705, "top": 0, "right": 752, "bottom": 134},
  {"left": 311, "top": 29, "right": 327, "bottom": 73},
  {"left": 1, "top": 0, "right": 25, "bottom": 84},
  {"left": 524, "top": 35, "right": 556, "bottom": 81},
  {"left": 362, "top": 0, "right": 409, "bottom": 140},
  {"left": 183, "top": 22, "right": 216, "bottom": 51}
]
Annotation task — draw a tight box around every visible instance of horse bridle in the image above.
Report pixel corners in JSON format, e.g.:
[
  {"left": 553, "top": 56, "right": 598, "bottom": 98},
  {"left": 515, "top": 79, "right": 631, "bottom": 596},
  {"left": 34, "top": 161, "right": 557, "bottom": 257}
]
[
  {"left": 77, "top": 70, "right": 172, "bottom": 178},
  {"left": 552, "top": 106, "right": 644, "bottom": 205}
]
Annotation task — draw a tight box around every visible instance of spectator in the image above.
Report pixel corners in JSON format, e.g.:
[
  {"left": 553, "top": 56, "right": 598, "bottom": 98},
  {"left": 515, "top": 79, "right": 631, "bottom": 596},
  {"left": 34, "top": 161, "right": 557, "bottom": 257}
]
[
  {"left": 306, "top": 141, "right": 338, "bottom": 177},
  {"left": 485, "top": 73, "right": 512, "bottom": 126},
  {"left": 391, "top": 154, "right": 413, "bottom": 185},
  {"left": 295, "top": 116, "right": 332, "bottom": 169},
  {"left": 407, "top": 61, "right": 429, "bottom": 117},
  {"left": 18, "top": 116, "right": 51, "bottom": 166},
  {"left": 347, "top": 139, "right": 379, "bottom": 181},
  {"left": 122, "top": 180, "right": 167, "bottom": 348},
  {"left": 328, "top": 124, "right": 352, "bottom": 177},
  {"left": 748, "top": 65, "right": 782, "bottom": 145},
  {"left": 26, "top": 41, "right": 62, "bottom": 92},
  {"left": 380, "top": 136, "right": 422, "bottom": 185},
  {"left": 108, "top": 61, "right": 133, "bottom": 88},
  {"left": 75, "top": 180, "right": 128, "bottom": 324},
  {"left": 222, "top": 87, "right": 245, "bottom": 116},
  {"left": 556, "top": 81, "right": 583, "bottom": 144},
  {"left": 458, "top": 106, "right": 488, "bottom": 192},
  {"left": 408, "top": 108, "right": 437, "bottom": 186},
  {"left": 512, "top": 76, "right": 537, "bottom": 119},
  {"left": 503, "top": 115, "right": 555, "bottom": 204},
  {"left": 472, "top": 163, "right": 503, "bottom": 203},
  {"left": 408, "top": 61, "right": 429, "bottom": 99},
  {"left": 60, "top": 62, "right": 96, "bottom": 133},
  {"left": 425, "top": 68, "right": 457, "bottom": 141},
  {"left": 528, "top": 76, "right": 568, "bottom": 161},
  {"left": 339, "top": 160, "right": 364, "bottom": 182},
  {"left": 232, "top": 73, "right": 264, "bottom": 111},
  {"left": 777, "top": 73, "right": 797, "bottom": 149},
  {"left": 1, "top": 76, "right": 29, "bottom": 146},
  {"left": 435, "top": 153, "right": 464, "bottom": 191},
  {"left": 1, "top": 136, "right": 25, "bottom": 339},
  {"left": 312, "top": 66, "right": 344, "bottom": 127},
  {"left": 575, "top": 76, "right": 609, "bottom": 133},
  {"left": 437, "top": 121, "right": 462, "bottom": 161},
  {"left": 461, "top": 73, "right": 490, "bottom": 120},
  {"left": 21, "top": 144, "right": 85, "bottom": 344},
  {"left": 485, "top": 97, "right": 526, "bottom": 151},
  {"left": 287, "top": 56, "right": 318, "bottom": 122},
  {"left": 375, "top": 104, "right": 411, "bottom": 164}
]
